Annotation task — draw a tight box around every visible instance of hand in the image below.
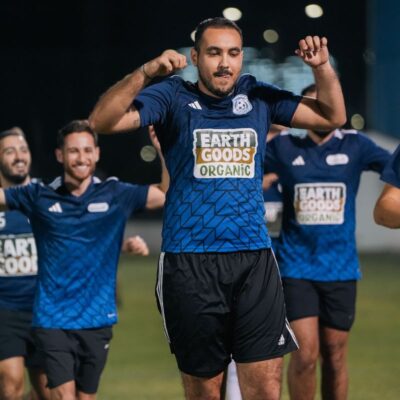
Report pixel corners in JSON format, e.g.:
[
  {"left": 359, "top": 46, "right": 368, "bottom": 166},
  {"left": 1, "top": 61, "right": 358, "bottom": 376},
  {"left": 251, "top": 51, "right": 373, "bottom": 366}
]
[
  {"left": 122, "top": 235, "right": 150, "bottom": 256},
  {"left": 295, "top": 36, "right": 329, "bottom": 68},
  {"left": 143, "top": 49, "right": 187, "bottom": 79},
  {"left": 262, "top": 173, "right": 279, "bottom": 191}
]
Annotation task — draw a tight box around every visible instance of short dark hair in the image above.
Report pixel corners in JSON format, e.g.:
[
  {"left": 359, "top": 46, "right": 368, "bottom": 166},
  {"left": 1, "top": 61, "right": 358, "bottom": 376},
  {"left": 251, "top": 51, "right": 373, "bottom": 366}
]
[
  {"left": 301, "top": 83, "right": 317, "bottom": 96},
  {"left": 57, "top": 120, "right": 98, "bottom": 148},
  {"left": 194, "top": 17, "right": 243, "bottom": 52},
  {"left": 0, "top": 126, "right": 26, "bottom": 141}
]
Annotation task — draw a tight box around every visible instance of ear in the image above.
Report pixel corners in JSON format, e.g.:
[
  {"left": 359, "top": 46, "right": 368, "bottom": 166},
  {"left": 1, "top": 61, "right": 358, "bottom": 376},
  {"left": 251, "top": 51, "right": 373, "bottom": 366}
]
[
  {"left": 55, "top": 148, "right": 63, "bottom": 164},
  {"left": 190, "top": 48, "right": 198, "bottom": 66}
]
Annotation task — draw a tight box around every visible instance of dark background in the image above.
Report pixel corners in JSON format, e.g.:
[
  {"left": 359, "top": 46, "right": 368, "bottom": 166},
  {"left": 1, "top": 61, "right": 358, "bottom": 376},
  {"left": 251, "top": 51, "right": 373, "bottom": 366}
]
[{"left": 0, "top": 0, "right": 368, "bottom": 182}]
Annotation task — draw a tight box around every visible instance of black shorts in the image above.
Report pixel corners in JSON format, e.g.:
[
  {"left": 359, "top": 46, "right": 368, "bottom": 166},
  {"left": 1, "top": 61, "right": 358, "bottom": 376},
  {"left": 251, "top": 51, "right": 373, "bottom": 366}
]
[
  {"left": 156, "top": 249, "right": 298, "bottom": 377},
  {"left": 0, "top": 308, "right": 44, "bottom": 368},
  {"left": 282, "top": 278, "right": 356, "bottom": 331},
  {"left": 33, "top": 327, "right": 113, "bottom": 393}
]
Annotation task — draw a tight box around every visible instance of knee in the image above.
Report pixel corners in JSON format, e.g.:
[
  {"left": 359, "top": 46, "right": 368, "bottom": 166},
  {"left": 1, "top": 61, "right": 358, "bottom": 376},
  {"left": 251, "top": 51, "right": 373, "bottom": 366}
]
[
  {"left": 290, "top": 347, "right": 319, "bottom": 373},
  {"left": 321, "top": 342, "right": 347, "bottom": 371},
  {"left": 0, "top": 374, "right": 24, "bottom": 400}
]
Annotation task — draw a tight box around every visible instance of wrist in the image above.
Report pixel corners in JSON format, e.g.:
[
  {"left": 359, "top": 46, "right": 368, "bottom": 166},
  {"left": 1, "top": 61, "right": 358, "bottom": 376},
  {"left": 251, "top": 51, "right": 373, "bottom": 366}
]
[{"left": 141, "top": 63, "right": 153, "bottom": 80}]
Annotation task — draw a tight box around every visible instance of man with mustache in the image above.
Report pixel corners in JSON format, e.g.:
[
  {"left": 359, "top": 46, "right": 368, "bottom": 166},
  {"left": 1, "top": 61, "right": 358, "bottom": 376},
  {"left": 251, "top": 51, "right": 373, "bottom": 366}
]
[
  {"left": 0, "top": 127, "right": 50, "bottom": 400},
  {"left": 265, "top": 84, "right": 390, "bottom": 400},
  {"left": 0, "top": 120, "right": 167, "bottom": 400},
  {"left": 89, "top": 17, "right": 346, "bottom": 399}
]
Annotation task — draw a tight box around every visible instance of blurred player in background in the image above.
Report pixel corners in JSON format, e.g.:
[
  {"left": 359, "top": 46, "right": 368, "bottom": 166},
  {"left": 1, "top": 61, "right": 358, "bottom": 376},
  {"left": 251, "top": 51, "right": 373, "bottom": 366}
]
[
  {"left": 0, "top": 127, "right": 50, "bottom": 400},
  {"left": 374, "top": 144, "right": 400, "bottom": 228},
  {"left": 265, "top": 84, "right": 390, "bottom": 400},
  {"left": 0, "top": 120, "right": 167, "bottom": 400}
]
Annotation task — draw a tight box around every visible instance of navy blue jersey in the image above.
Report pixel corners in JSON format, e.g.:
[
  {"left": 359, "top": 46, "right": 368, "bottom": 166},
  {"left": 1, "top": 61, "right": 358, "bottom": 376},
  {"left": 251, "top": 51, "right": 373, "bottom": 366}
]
[
  {"left": 134, "top": 74, "right": 301, "bottom": 252},
  {"left": 381, "top": 144, "right": 400, "bottom": 187},
  {"left": 0, "top": 210, "right": 37, "bottom": 311},
  {"left": 5, "top": 177, "right": 148, "bottom": 329},
  {"left": 265, "top": 130, "right": 390, "bottom": 281}
]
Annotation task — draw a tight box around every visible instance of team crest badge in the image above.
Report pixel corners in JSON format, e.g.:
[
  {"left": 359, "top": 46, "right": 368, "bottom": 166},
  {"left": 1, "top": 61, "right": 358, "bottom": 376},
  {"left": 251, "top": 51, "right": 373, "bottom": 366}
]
[{"left": 232, "top": 94, "right": 253, "bottom": 115}]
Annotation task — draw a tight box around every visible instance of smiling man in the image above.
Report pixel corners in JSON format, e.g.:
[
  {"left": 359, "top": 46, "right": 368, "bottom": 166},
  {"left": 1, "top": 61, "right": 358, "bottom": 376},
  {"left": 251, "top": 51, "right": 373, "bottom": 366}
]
[
  {"left": 0, "top": 120, "right": 167, "bottom": 400},
  {"left": 89, "top": 17, "right": 346, "bottom": 400}
]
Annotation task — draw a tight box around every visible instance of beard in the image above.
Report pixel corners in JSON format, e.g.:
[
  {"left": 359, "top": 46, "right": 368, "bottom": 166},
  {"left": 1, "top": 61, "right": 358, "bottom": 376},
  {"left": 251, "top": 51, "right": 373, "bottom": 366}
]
[
  {"left": 0, "top": 162, "right": 29, "bottom": 185},
  {"left": 198, "top": 68, "right": 236, "bottom": 98}
]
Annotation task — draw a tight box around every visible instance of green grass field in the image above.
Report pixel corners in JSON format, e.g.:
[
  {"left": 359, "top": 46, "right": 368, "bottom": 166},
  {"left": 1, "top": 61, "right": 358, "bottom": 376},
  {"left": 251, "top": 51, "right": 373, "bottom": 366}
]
[{"left": 98, "top": 253, "right": 400, "bottom": 399}]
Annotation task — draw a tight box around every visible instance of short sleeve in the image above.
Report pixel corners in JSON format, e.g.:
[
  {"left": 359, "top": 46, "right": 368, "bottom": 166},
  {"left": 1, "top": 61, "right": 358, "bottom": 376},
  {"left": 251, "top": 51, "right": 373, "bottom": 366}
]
[
  {"left": 133, "top": 77, "right": 177, "bottom": 127},
  {"left": 252, "top": 82, "right": 302, "bottom": 127},
  {"left": 4, "top": 182, "right": 41, "bottom": 217},
  {"left": 381, "top": 144, "right": 400, "bottom": 187},
  {"left": 358, "top": 133, "right": 391, "bottom": 173},
  {"left": 114, "top": 182, "right": 150, "bottom": 217}
]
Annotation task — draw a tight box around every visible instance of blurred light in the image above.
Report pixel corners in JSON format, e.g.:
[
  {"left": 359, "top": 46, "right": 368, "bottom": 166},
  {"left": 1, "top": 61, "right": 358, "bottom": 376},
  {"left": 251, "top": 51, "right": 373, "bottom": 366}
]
[
  {"left": 140, "top": 145, "right": 157, "bottom": 162},
  {"left": 263, "top": 29, "right": 279, "bottom": 44},
  {"left": 305, "top": 4, "right": 324, "bottom": 18},
  {"left": 223, "top": 7, "right": 242, "bottom": 21},
  {"left": 350, "top": 114, "right": 365, "bottom": 130},
  {"left": 190, "top": 30, "right": 196, "bottom": 42}
]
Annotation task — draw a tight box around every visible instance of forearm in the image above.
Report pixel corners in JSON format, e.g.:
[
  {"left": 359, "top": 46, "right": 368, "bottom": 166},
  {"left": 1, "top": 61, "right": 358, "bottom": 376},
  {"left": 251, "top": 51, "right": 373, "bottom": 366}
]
[
  {"left": 312, "top": 62, "right": 346, "bottom": 127},
  {"left": 89, "top": 66, "right": 149, "bottom": 134},
  {"left": 374, "top": 195, "right": 400, "bottom": 228},
  {"left": 0, "top": 189, "right": 8, "bottom": 211}
]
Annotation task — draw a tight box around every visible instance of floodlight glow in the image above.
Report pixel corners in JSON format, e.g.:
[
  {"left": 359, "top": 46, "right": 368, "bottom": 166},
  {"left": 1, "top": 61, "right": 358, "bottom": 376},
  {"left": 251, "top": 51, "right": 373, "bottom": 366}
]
[
  {"left": 223, "top": 7, "right": 242, "bottom": 21},
  {"left": 305, "top": 4, "right": 324, "bottom": 18},
  {"left": 140, "top": 145, "right": 157, "bottom": 162},
  {"left": 263, "top": 29, "right": 279, "bottom": 44},
  {"left": 350, "top": 114, "right": 365, "bottom": 130}
]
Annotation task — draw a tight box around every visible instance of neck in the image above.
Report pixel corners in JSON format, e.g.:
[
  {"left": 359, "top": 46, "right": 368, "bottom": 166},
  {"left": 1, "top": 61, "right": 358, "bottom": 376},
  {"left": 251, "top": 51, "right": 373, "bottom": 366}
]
[
  {"left": 0, "top": 175, "right": 30, "bottom": 189},
  {"left": 63, "top": 174, "right": 92, "bottom": 196},
  {"left": 307, "top": 130, "right": 335, "bottom": 145}
]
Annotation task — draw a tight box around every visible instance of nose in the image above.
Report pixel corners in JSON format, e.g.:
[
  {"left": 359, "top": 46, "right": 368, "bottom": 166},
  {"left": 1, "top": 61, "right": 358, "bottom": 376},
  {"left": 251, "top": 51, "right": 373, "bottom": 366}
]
[{"left": 219, "top": 52, "right": 229, "bottom": 68}]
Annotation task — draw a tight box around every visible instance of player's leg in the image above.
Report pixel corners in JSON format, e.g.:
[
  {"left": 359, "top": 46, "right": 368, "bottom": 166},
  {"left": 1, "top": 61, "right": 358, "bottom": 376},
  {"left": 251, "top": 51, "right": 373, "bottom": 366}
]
[
  {"left": 236, "top": 358, "right": 283, "bottom": 400},
  {"left": 74, "top": 328, "right": 112, "bottom": 400},
  {"left": 233, "top": 249, "right": 298, "bottom": 400},
  {"left": 33, "top": 329, "right": 76, "bottom": 400},
  {"left": 319, "top": 327, "right": 349, "bottom": 400},
  {"left": 318, "top": 280, "right": 356, "bottom": 400},
  {"left": 287, "top": 317, "right": 319, "bottom": 400},
  {"left": 181, "top": 372, "right": 225, "bottom": 400},
  {"left": 282, "top": 278, "right": 320, "bottom": 400},
  {"left": 157, "top": 253, "right": 234, "bottom": 399},
  {"left": 0, "top": 357, "right": 25, "bottom": 400},
  {"left": 27, "top": 368, "right": 50, "bottom": 400}
]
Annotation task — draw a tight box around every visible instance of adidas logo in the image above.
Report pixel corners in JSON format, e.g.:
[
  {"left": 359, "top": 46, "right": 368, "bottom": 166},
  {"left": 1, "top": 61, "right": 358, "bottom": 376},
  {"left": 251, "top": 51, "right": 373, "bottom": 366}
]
[
  {"left": 48, "top": 202, "right": 63, "bottom": 213},
  {"left": 292, "top": 155, "right": 305, "bottom": 166},
  {"left": 188, "top": 101, "right": 202, "bottom": 110},
  {"left": 278, "top": 334, "right": 285, "bottom": 346}
]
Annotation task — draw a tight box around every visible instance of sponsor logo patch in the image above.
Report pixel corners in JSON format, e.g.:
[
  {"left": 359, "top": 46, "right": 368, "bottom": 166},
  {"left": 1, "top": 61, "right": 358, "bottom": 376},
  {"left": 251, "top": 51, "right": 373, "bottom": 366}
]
[
  {"left": 294, "top": 182, "right": 346, "bottom": 225},
  {"left": 88, "top": 203, "right": 109, "bottom": 213},
  {"left": 193, "top": 128, "right": 258, "bottom": 179},
  {"left": 326, "top": 153, "right": 349, "bottom": 166},
  {"left": 0, "top": 234, "right": 38, "bottom": 277}
]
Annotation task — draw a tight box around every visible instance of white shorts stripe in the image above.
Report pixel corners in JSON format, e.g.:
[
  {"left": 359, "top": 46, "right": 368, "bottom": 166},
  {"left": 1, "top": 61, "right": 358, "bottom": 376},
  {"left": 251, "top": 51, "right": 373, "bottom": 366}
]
[{"left": 156, "top": 252, "right": 171, "bottom": 343}]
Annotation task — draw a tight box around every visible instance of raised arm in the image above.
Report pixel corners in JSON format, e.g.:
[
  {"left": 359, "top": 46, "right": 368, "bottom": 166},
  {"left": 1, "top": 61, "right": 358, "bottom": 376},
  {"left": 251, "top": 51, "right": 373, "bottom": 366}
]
[
  {"left": 145, "top": 125, "right": 170, "bottom": 210},
  {"left": 374, "top": 184, "right": 400, "bottom": 228},
  {"left": 89, "top": 50, "right": 187, "bottom": 134},
  {"left": 291, "top": 36, "right": 346, "bottom": 130}
]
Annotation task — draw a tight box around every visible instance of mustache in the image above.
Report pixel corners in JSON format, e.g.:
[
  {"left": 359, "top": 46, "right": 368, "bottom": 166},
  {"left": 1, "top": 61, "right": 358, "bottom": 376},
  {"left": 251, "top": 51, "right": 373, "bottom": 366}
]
[
  {"left": 214, "top": 68, "right": 232, "bottom": 77},
  {"left": 12, "top": 160, "right": 27, "bottom": 166}
]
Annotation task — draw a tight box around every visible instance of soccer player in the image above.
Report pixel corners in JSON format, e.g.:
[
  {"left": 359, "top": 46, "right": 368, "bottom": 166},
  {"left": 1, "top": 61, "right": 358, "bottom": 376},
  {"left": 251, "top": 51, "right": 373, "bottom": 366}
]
[
  {"left": 0, "top": 127, "right": 50, "bottom": 400},
  {"left": 89, "top": 17, "right": 346, "bottom": 399},
  {"left": 265, "top": 84, "right": 390, "bottom": 400},
  {"left": 0, "top": 120, "right": 167, "bottom": 400},
  {"left": 374, "top": 144, "right": 400, "bottom": 228}
]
